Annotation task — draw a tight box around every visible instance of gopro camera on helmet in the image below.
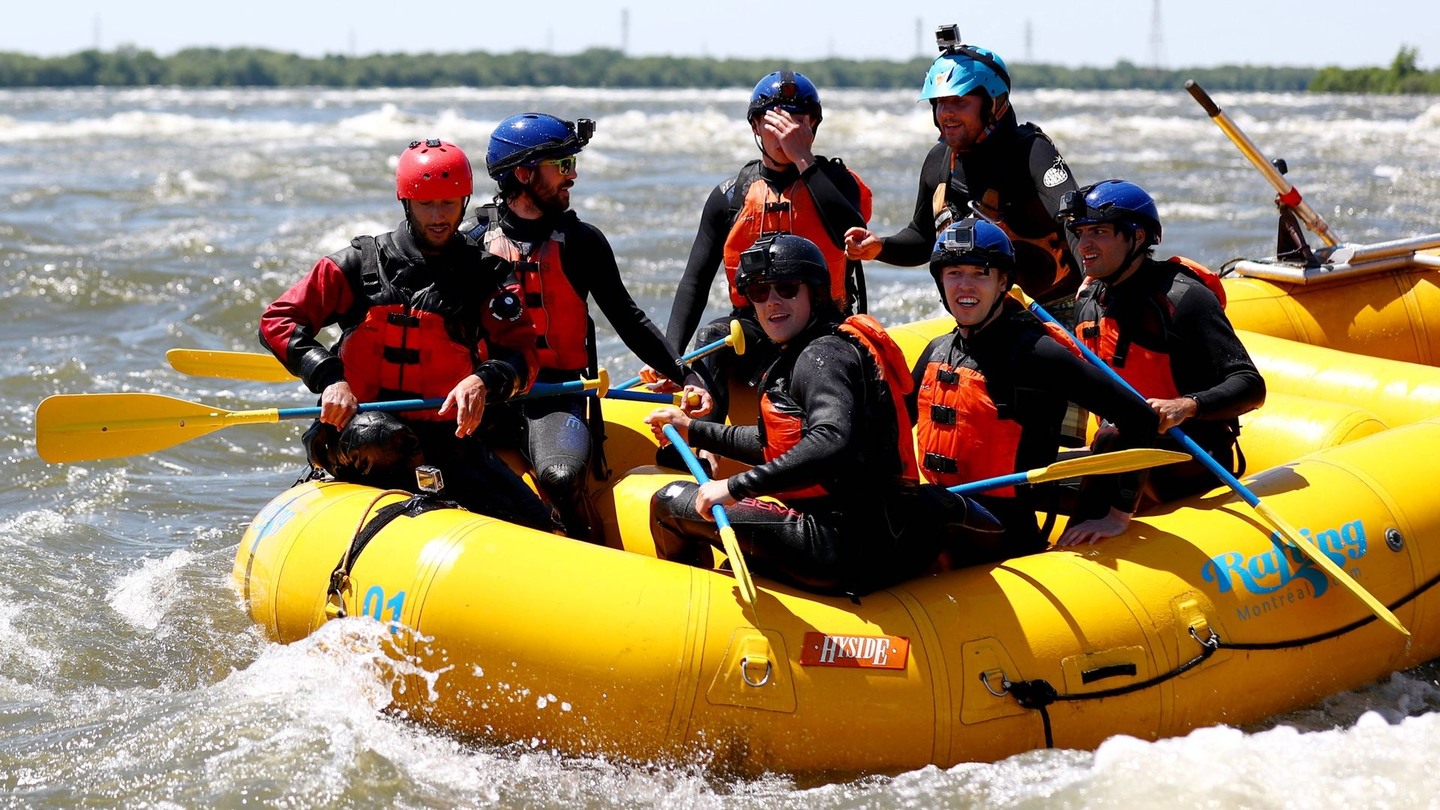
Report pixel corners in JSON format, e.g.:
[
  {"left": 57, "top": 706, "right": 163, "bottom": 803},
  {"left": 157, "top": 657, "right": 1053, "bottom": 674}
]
[
  {"left": 942, "top": 221, "right": 978, "bottom": 254},
  {"left": 575, "top": 118, "right": 595, "bottom": 144},
  {"left": 739, "top": 240, "right": 773, "bottom": 276},
  {"left": 935, "top": 24, "right": 961, "bottom": 54}
]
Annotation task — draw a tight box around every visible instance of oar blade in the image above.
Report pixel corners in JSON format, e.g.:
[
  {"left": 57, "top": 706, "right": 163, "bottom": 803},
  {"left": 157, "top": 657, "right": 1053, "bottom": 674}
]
[
  {"left": 36, "top": 393, "right": 253, "bottom": 463},
  {"left": 166, "top": 349, "right": 297, "bottom": 383},
  {"left": 1253, "top": 501, "right": 1409, "bottom": 636},
  {"left": 718, "top": 524, "right": 758, "bottom": 607},
  {"left": 1026, "top": 448, "right": 1192, "bottom": 485}
]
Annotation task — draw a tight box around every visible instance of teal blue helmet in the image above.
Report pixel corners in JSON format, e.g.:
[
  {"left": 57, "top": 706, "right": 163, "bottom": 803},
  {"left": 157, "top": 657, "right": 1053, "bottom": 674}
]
[{"left": 919, "top": 45, "right": 1011, "bottom": 102}]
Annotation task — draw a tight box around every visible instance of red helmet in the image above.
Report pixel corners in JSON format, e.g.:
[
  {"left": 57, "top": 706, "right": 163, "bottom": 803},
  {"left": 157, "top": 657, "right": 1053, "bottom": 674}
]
[{"left": 396, "top": 139, "right": 473, "bottom": 201}]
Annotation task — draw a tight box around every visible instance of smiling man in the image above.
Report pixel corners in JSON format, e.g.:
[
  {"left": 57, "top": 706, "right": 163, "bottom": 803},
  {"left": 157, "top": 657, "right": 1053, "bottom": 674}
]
[
  {"left": 258, "top": 139, "right": 557, "bottom": 531},
  {"left": 908, "top": 218, "right": 1159, "bottom": 556},
  {"left": 844, "top": 27, "right": 1081, "bottom": 310},
  {"left": 646, "top": 234, "right": 1001, "bottom": 595},
  {"left": 1061, "top": 179, "right": 1266, "bottom": 511}
]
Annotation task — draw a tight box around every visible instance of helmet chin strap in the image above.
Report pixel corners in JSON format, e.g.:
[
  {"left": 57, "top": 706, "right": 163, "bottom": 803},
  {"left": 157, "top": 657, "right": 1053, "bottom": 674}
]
[{"left": 753, "top": 131, "right": 788, "bottom": 168}]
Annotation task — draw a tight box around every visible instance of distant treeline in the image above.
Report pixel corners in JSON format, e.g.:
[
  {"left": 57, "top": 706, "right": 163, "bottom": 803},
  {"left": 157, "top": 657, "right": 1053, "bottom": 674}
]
[{"left": 0, "top": 45, "right": 1433, "bottom": 93}]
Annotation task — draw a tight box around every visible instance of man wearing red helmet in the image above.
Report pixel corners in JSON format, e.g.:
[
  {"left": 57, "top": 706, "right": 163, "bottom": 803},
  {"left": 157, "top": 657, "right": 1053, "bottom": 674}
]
[
  {"left": 662, "top": 69, "right": 872, "bottom": 427},
  {"left": 259, "top": 139, "right": 557, "bottom": 530}
]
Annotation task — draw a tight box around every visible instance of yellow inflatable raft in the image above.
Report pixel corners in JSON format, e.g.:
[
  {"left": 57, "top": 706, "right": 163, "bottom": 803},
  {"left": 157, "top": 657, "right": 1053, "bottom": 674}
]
[{"left": 235, "top": 263, "right": 1440, "bottom": 777}]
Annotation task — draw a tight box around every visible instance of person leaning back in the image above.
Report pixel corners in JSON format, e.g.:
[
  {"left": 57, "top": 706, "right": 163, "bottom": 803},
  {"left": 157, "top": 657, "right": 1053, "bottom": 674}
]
[{"left": 646, "top": 234, "right": 999, "bottom": 596}]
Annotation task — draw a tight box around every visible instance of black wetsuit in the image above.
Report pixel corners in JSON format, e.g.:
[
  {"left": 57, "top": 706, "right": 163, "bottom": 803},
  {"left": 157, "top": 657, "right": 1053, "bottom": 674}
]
[
  {"left": 878, "top": 110, "right": 1081, "bottom": 306},
  {"left": 1076, "top": 257, "right": 1266, "bottom": 504},
  {"left": 469, "top": 205, "right": 691, "bottom": 540}
]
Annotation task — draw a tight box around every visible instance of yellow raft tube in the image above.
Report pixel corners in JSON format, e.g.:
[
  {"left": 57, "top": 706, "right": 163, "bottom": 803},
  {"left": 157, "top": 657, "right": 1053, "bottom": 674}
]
[{"left": 235, "top": 283, "right": 1440, "bottom": 776}]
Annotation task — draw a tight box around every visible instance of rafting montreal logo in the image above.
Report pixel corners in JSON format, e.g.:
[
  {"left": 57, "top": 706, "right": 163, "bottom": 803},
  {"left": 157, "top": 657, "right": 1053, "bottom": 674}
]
[{"left": 1200, "top": 518, "right": 1368, "bottom": 609}]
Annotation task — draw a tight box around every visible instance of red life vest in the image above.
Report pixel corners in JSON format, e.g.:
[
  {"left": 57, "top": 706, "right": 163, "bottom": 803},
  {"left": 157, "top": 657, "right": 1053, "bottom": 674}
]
[
  {"left": 336, "top": 244, "right": 478, "bottom": 421},
  {"left": 1169, "top": 255, "right": 1227, "bottom": 307},
  {"left": 1074, "top": 256, "right": 1222, "bottom": 401},
  {"left": 481, "top": 222, "right": 591, "bottom": 372},
  {"left": 914, "top": 320, "right": 1079, "bottom": 495},
  {"left": 721, "top": 163, "right": 872, "bottom": 310},
  {"left": 758, "top": 315, "right": 918, "bottom": 501}
]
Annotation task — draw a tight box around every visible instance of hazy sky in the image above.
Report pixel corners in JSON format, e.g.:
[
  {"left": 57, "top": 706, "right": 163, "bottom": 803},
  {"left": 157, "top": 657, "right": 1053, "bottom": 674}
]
[{"left": 5, "top": 1, "right": 1434, "bottom": 69}]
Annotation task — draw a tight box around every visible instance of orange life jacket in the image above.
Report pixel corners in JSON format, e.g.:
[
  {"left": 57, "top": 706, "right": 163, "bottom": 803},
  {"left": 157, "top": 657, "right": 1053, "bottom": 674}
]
[
  {"left": 721, "top": 161, "right": 872, "bottom": 310},
  {"left": 480, "top": 220, "right": 591, "bottom": 372},
  {"left": 336, "top": 239, "right": 478, "bottom": 421},
  {"left": 914, "top": 320, "right": 1080, "bottom": 494},
  {"left": 758, "top": 315, "right": 917, "bottom": 501},
  {"left": 1074, "top": 256, "right": 1222, "bottom": 401}
]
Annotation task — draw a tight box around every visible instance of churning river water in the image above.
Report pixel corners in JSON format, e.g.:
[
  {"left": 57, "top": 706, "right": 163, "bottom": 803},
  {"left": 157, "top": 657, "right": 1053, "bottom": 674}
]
[{"left": 5, "top": 84, "right": 1440, "bottom": 807}]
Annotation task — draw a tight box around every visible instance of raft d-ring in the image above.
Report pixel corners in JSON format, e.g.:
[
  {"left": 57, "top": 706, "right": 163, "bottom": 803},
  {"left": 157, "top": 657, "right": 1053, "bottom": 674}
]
[
  {"left": 980, "top": 669, "right": 1011, "bottom": 698},
  {"left": 740, "top": 655, "right": 772, "bottom": 688}
]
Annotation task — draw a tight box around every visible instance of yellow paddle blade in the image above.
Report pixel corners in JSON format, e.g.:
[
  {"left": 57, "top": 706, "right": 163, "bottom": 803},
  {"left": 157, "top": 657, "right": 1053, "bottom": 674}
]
[
  {"left": 167, "top": 349, "right": 297, "bottom": 383},
  {"left": 718, "top": 524, "right": 759, "bottom": 611},
  {"left": 35, "top": 393, "right": 279, "bottom": 463},
  {"left": 1252, "top": 500, "right": 1409, "bottom": 636},
  {"left": 1026, "top": 448, "right": 1192, "bottom": 485}
]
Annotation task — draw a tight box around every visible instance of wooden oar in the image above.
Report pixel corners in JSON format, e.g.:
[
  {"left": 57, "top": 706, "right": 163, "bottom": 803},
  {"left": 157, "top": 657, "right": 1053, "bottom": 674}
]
[
  {"left": 613, "top": 319, "right": 747, "bottom": 391},
  {"left": 947, "top": 448, "right": 1191, "bottom": 496},
  {"left": 1185, "top": 80, "right": 1342, "bottom": 248},
  {"left": 661, "top": 424, "right": 759, "bottom": 617},
  {"left": 35, "top": 374, "right": 608, "bottom": 464},
  {"left": 1029, "top": 301, "right": 1409, "bottom": 636}
]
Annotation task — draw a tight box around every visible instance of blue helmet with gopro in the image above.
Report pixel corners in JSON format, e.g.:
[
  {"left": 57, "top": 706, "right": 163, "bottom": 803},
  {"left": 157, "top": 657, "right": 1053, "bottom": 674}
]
[
  {"left": 919, "top": 25, "right": 1012, "bottom": 139},
  {"left": 1059, "top": 179, "right": 1163, "bottom": 247},
  {"left": 485, "top": 113, "right": 595, "bottom": 194}
]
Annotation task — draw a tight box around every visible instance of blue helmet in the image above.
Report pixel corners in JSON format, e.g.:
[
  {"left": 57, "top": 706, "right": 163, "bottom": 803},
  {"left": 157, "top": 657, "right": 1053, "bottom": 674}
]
[
  {"left": 930, "top": 218, "right": 1015, "bottom": 282},
  {"left": 747, "top": 70, "right": 823, "bottom": 124},
  {"left": 1059, "top": 179, "right": 1163, "bottom": 246},
  {"left": 485, "top": 113, "right": 594, "bottom": 183},
  {"left": 919, "top": 45, "right": 1011, "bottom": 103}
]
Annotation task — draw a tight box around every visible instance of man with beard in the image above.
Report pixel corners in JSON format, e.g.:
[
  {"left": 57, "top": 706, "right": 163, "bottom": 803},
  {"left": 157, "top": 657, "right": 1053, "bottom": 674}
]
[
  {"left": 843, "top": 27, "right": 1082, "bottom": 311},
  {"left": 467, "top": 113, "right": 711, "bottom": 541},
  {"left": 259, "top": 139, "right": 557, "bottom": 531}
]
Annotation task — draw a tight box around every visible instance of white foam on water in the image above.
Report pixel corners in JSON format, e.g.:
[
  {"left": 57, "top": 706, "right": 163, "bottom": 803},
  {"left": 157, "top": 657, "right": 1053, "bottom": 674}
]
[{"left": 106, "top": 549, "right": 198, "bottom": 632}]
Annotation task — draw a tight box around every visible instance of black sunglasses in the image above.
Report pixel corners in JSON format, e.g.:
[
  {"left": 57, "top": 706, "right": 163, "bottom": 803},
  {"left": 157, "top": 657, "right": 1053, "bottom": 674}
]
[{"left": 745, "top": 281, "right": 802, "bottom": 303}]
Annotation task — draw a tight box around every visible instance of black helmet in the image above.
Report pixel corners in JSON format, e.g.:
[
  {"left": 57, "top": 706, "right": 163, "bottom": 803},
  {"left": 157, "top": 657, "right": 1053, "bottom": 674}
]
[{"left": 735, "top": 234, "right": 829, "bottom": 296}]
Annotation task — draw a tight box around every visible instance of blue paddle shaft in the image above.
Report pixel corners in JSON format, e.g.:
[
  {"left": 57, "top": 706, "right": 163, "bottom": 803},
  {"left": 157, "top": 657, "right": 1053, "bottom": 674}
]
[
  {"left": 661, "top": 423, "right": 733, "bottom": 530},
  {"left": 1028, "top": 302, "right": 1260, "bottom": 508},
  {"left": 615, "top": 332, "right": 730, "bottom": 391},
  {"left": 270, "top": 378, "right": 602, "bottom": 421}
]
